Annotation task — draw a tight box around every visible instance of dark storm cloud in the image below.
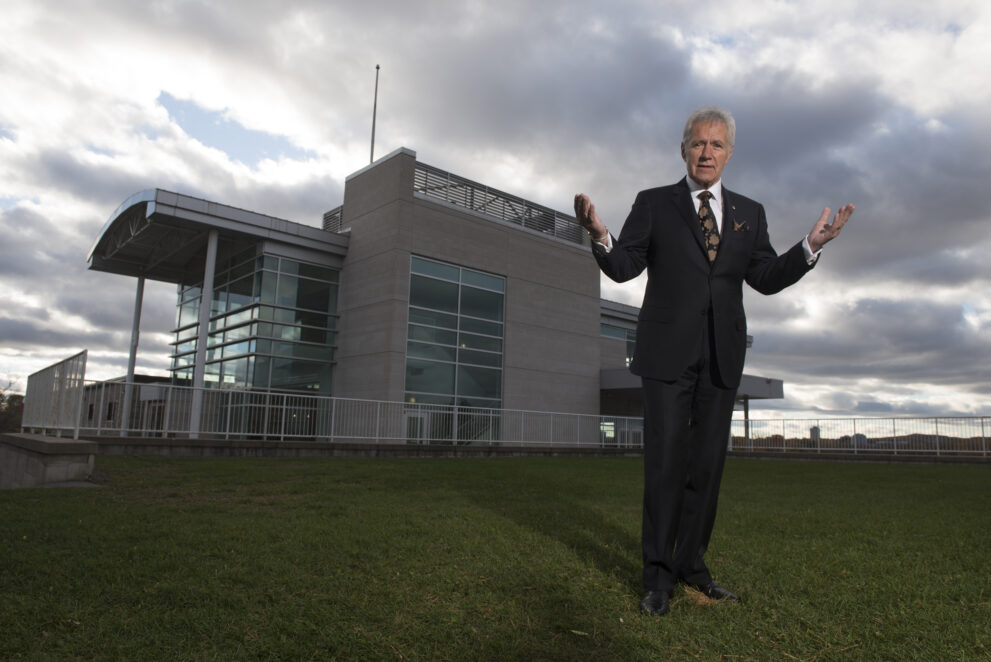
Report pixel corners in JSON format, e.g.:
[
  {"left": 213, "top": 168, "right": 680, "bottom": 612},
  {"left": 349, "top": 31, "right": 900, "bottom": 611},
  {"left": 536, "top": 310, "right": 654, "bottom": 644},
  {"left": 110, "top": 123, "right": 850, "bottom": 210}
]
[
  {"left": 29, "top": 150, "right": 153, "bottom": 211},
  {"left": 2, "top": 0, "right": 989, "bottom": 414},
  {"left": 747, "top": 296, "right": 988, "bottom": 390},
  {"left": 0, "top": 207, "right": 78, "bottom": 279},
  {"left": 0, "top": 315, "right": 113, "bottom": 349}
]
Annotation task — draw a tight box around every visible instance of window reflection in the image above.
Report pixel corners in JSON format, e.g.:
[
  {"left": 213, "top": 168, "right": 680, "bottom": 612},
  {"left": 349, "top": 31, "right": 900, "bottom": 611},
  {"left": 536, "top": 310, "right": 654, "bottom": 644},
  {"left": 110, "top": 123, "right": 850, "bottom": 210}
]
[{"left": 405, "top": 256, "right": 505, "bottom": 407}]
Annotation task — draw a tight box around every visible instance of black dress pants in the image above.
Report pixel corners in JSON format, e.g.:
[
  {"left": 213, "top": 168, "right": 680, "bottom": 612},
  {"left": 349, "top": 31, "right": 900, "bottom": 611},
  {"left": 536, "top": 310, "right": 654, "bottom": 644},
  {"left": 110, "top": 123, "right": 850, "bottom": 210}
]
[{"left": 640, "top": 315, "right": 738, "bottom": 592}]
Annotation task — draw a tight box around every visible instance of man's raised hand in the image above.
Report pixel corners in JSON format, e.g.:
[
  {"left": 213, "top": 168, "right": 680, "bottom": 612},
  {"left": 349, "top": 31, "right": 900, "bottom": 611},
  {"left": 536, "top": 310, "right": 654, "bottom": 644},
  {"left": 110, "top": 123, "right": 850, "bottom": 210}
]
[
  {"left": 808, "top": 204, "right": 855, "bottom": 253},
  {"left": 574, "top": 193, "right": 608, "bottom": 243}
]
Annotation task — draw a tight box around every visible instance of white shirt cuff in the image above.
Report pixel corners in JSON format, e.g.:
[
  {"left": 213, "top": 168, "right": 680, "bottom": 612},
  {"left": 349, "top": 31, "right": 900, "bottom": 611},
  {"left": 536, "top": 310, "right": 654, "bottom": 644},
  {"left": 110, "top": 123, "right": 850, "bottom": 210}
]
[{"left": 802, "top": 235, "right": 821, "bottom": 265}]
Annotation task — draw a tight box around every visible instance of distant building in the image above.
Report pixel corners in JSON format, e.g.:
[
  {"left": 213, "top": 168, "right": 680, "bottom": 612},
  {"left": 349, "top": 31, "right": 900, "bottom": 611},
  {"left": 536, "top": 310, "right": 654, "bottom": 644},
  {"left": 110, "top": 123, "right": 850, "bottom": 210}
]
[{"left": 88, "top": 147, "right": 782, "bottom": 421}]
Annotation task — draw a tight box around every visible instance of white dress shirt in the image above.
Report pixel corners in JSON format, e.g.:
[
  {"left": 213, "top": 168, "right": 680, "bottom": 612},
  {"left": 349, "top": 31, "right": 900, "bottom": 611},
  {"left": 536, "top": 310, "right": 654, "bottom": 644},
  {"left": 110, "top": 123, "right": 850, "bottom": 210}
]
[{"left": 596, "top": 178, "right": 820, "bottom": 265}]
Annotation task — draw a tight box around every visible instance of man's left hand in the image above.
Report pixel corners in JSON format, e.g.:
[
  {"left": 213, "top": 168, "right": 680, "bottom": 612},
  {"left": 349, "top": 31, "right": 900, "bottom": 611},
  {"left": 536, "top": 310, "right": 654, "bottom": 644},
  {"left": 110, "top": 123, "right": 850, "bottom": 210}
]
[{"left": 808, "top": 204, "right": 855, "bottom": 252}]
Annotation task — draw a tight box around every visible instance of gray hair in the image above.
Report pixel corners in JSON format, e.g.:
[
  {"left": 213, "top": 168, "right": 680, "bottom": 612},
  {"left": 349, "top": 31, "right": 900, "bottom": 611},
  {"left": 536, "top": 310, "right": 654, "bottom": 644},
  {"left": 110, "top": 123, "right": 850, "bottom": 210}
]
[{"left": 682, "top": 106, "right": 736, "bottom": 149}]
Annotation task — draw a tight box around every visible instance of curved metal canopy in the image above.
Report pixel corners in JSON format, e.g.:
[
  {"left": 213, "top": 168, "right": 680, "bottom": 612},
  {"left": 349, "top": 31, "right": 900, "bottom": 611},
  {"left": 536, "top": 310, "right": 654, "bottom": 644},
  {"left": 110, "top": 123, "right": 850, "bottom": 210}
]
[{"left": 88, "top": 189, "right": 347, "bottom": 284}]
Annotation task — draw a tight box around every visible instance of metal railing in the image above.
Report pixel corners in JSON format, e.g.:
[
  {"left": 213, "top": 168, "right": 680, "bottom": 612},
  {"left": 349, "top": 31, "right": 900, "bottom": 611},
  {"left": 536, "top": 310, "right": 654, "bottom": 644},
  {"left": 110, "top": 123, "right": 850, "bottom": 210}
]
[
  {"left": 322, "top": 206, "right": 344, "bottom": 233},
  {"left": 20, "top": 362, "right": 988, "bottom": 458},
  {"left": 31, "top": 379, "right": 643, "bottom": 448},
  {"left": 413, "top": 162, "right": 589, "bottom": 246},
  {"left": 731, "top": 416, "right": 990, "bottom": 458},
  {"left": 20, "top": 350, "right": 88, "bottom": 439}
]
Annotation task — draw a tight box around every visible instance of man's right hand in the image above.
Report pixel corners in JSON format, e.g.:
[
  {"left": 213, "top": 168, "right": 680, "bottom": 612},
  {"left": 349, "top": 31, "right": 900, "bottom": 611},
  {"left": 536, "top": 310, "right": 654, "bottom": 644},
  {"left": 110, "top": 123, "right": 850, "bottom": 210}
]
[{"left": 574, "top": 193, "right": 608, "bottom": 244}]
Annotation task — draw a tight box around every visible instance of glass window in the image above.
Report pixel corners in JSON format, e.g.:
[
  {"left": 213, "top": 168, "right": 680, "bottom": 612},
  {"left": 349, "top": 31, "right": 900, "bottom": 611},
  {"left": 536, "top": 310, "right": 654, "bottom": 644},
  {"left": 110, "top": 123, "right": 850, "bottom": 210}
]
[
  {"left": 225, "top": 324, "right": 251, "bottom": 343},
  {"left": 458, "top": 348, "right": 501, "bottom": 367},
  {"left": 405, "top": 393, "right": 455, "bottom": 406},
  {"left": 257, "top": 270, "right": 277, "bottom": 304},
  {"left": 460, "top": 286, "right": 503, "bottom": 322},
  {"left": 407, "top": 341, "right": 457, "bottom": 362},
  {"left": 228, "top": 275, "right": 253, "bottom": 310},
  {"left": 204, "top": 361, "right": 221, "bottom": 387},
  {"left": 221, "top": 357, "right": 249, "bottom": 389},
  {"left": 296, "top": 278, "right": 334, "bottom": 312},
  {"left": 170, "top": 250, "right": 339, "bottom": 391},
  {"left": 456, "top": 365, "right": 501, "bottom": 399},
  {"left": 300, "top": 327, "right": 330, "bottom": 344},
  {"left": 410, "top": 275, "right": 459, "bottom": 313},
  {"left": 277, "top": 275, "right": 298, "bottom": 308},
  {"left": 411, "top": 256, "right": 460, "bottom": 282},
  {"left": 406, "top": 256, "right": 505, "bottom": 407},
  {"left": 408, "top": 324, "right": 457, "bottom": 346},
  {"left": 179, "top": 298, "right": 200, "bottom": 328},
  {"left": 271, "top": 341, "right": 333, "bottom": 362},
  {"left": 405, "top": 359, "right": 455, "bottom": 395},
  {"left": 298, "top": 263, "right": 337, "bottom": 282},
  {"left": 271, "top": 358, "right": 332, "bottom": 391},
  {"left": 409, "top": 308, "right": 457, "bottom": 329},
  {"left": 230, "top": 258, "right": 253, "bottom": 281},
  {"left": 211, "top": 286, "right": 228, "bottom": 316},
  {"left": 222, "top": 341, "right": 251, "bottom": 358},
  {"left": 273, "top": 323, "right": 301, "bottom": 341},
  {"left": 600, "top": 324, "right": 627, "bottom": 340},
  {"left": 462, "top": 269, "right": 504, "bottom": 293},
  {"left": 459, "top": 332, "right": 501, "bottom": 353},
  {"left": 460, "top": 317, "right": 501, "bottom": 336},
  {"left": 253, "top": 356, "right": 270, "bottom": 388},
  {"left": 297, "top": 310, "right": 331, "bottom": 328}
]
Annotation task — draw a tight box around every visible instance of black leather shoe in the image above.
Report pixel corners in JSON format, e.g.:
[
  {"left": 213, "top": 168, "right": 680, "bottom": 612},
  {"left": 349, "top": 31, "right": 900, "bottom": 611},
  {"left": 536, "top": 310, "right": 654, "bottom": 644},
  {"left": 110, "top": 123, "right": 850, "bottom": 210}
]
[
  {"left": 691, "top": 582, "right": 739, "bottom": 601},
  {"left": 640, "top": 589, "right": 671, "bottom": 616}
]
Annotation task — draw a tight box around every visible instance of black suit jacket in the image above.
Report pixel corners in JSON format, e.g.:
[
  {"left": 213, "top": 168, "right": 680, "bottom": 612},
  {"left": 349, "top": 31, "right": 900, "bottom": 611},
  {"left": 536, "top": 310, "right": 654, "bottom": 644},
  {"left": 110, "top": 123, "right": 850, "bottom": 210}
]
[{"left": 593, "top": 178, "right": 814, "bottom": 389}]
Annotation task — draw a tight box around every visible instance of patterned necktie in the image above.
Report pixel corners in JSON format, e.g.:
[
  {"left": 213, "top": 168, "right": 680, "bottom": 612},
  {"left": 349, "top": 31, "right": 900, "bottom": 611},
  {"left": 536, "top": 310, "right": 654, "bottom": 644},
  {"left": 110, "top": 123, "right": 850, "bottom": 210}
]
[{"left": 698, "top": 190, "right": 720, "bottom": 263}]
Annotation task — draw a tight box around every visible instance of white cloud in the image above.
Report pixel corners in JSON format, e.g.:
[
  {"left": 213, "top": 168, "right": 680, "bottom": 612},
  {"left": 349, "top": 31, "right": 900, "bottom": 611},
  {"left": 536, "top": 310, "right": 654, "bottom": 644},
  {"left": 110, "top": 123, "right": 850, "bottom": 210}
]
[{"left": 0, "top": 0, "right": 989, "bottom": 420}]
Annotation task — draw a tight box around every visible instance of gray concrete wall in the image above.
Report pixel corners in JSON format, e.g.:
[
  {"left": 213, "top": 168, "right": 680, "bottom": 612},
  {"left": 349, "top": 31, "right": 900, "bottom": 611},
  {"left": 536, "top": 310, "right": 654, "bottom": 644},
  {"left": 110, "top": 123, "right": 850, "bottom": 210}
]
[
  {"left": 333, "top": 150, "right": 417, "bottom": 401},
  {"left": 599, "top": 336, "right": 629, "bottom": 371},
  {"left": 333, "top": 148, "right": 602, "bottom": 414},
  {"left": 0, "top": 434, "right": 97, "bottom": 488}
]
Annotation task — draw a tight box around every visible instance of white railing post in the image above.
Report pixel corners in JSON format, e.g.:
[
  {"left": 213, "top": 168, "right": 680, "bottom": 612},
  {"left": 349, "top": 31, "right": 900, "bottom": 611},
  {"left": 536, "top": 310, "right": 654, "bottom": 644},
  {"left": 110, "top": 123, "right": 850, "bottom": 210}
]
[
  {"left": 280, "top": 394, "right": 287, "bottom": 441},
  {"left": 96, "top": 382, "right": 106, "bottom": 435},
  {"left": 983, "top": 417, "right": 988, "bottom": 458},
  {"left": 935, "top": 417, "right": 940, "bottom": 457},
  {"left": 224, "top": 390, "right": 233, "bottom": 440},
  {"left": 162, "top": 385, "right": 172, "bottom": 438},
  {"left": 329, "top": 397, "right": 336, "bottom": 443}
]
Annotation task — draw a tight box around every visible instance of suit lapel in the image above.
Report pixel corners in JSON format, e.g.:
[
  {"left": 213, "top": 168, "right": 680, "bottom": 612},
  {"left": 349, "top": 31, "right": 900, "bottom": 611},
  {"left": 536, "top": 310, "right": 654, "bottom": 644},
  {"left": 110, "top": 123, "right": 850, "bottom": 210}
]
[
  {"left": 673, "top": 178, "right": 706, "bottom": 255},
  {"left": 718, "top": 187, "right": 754, "bottom": 268}
]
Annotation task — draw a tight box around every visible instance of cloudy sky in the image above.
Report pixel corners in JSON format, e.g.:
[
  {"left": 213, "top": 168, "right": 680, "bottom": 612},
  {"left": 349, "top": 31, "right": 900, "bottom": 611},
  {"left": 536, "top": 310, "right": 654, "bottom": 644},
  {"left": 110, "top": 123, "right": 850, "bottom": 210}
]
[{"left": 1, "top": 0, "right": 989, "bottom": 419}]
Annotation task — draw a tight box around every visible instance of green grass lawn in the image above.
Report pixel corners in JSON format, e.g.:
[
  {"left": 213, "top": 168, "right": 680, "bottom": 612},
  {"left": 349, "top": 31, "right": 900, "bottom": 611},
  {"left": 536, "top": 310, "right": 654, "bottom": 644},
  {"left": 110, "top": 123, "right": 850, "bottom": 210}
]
[{"left": 1, "top": 456, "right": 989, "bottom": 661}]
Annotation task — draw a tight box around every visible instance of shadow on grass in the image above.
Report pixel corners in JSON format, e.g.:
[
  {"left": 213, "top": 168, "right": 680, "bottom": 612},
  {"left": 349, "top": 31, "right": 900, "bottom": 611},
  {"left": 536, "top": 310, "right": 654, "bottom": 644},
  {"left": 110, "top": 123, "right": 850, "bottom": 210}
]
[{"left": 450, "top": 459, "right": 643, "bottom": 593}]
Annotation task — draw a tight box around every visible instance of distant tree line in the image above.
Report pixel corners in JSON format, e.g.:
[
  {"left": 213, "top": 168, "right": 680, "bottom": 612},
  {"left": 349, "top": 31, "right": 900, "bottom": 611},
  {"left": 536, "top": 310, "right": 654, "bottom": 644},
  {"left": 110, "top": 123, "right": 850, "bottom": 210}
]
[{"left": 1, "top": 384, "right": 24, "bottom": 432}]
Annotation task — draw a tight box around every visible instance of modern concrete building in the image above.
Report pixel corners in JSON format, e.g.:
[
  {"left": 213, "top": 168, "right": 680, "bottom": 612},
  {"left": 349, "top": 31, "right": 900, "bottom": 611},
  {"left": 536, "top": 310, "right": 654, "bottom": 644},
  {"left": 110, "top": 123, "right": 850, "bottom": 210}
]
[{"left": 88, "top": 147, "right": 782, "bottom": 432}]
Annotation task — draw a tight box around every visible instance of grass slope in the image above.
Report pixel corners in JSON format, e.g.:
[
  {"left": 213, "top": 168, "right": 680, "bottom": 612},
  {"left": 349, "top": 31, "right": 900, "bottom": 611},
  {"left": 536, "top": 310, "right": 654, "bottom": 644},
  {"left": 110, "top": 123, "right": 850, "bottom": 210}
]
[{"left": 1, "top": 456, "right": 989, "bottom": 661}]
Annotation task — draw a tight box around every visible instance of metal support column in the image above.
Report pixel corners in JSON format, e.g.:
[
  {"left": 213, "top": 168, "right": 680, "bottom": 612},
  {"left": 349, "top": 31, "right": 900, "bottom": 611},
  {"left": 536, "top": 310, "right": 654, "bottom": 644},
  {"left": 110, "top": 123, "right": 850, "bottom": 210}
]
[
  {"left": 120, "top": 277, "right": 144, "bottom": 436},
  {"left": 189, "top": 230, "right": 219, "bottom": 438}
]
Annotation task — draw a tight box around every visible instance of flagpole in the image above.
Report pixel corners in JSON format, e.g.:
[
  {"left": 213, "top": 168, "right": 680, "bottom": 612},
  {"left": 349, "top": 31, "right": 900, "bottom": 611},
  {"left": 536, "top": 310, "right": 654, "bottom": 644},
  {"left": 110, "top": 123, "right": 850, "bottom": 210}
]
[{"left": 370, "top": 64, "right": 380, "bottom": 163}]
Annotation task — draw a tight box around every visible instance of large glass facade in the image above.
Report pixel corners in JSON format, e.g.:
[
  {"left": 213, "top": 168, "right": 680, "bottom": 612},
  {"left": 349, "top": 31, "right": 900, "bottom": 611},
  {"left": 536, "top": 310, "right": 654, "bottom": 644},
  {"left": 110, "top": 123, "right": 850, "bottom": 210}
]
[
  {"left": 170, "top": 248, "right": 338, "bottom": 392},
  {"left": 405, "top": 256, "right": 505, "bottom": 408}
]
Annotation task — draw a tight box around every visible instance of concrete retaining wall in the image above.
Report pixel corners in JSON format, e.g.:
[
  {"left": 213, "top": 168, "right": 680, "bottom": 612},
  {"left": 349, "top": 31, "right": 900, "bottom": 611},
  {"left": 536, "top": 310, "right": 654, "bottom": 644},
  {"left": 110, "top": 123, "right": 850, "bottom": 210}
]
[{"left": 0, "top": 433, "right": 97, "bottom": 488}]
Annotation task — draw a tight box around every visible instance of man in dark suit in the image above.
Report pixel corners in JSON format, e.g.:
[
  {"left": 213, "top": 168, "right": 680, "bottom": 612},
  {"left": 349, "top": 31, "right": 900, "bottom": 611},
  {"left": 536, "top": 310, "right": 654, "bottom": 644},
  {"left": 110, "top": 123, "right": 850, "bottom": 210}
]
[{"left": 574, "top": 106, "right": 853, "bottom": 616}]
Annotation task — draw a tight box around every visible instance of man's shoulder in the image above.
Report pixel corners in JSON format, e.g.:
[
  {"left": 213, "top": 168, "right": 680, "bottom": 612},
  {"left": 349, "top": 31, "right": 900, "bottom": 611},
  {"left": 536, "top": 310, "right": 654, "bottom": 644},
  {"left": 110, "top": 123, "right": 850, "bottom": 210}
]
[
  {"left": 634, "top": 179, "right": 688, "bottom": 204},
  {"left": 722, "top": 186, "right": 762, "bottom": 209}
]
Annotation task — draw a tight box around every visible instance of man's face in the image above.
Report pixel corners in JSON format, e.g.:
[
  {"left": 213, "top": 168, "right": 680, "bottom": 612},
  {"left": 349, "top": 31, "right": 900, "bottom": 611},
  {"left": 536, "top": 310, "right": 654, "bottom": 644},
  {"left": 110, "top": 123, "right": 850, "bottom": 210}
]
[{"left": 681, "top": 120, "right": 733, "bottom": 189}]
